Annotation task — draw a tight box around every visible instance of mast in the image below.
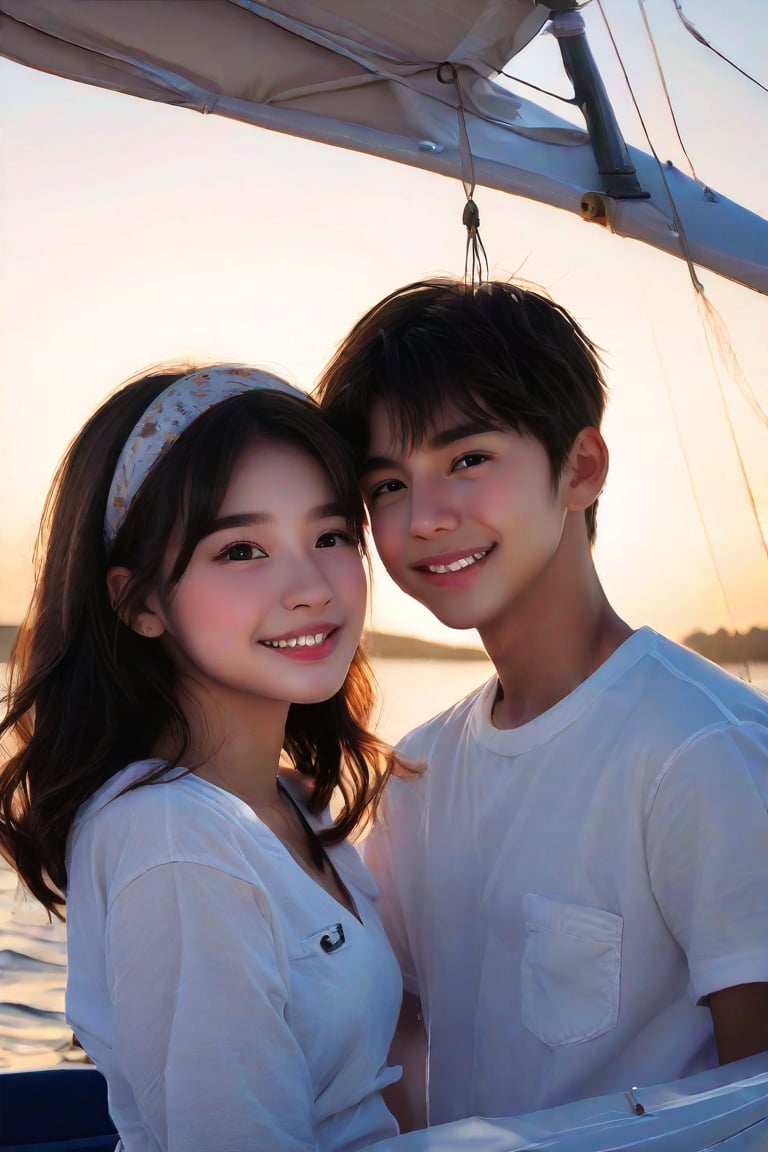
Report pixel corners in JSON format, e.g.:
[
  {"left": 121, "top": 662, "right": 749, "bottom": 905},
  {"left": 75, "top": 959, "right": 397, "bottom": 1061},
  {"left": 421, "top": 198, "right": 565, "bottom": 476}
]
[{"left": 546, "top": 3, "right": 650, "bottom": 213}]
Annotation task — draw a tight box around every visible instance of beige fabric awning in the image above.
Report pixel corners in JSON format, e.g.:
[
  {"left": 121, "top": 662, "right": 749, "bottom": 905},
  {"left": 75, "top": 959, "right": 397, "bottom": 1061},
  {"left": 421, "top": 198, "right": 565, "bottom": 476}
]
[{"left": 2, "top": 0, "right": 766, "bottom": 293}]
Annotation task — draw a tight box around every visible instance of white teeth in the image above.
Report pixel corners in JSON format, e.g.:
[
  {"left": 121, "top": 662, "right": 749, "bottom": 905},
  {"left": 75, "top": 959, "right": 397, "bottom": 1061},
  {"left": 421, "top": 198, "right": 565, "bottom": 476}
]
[
  {"left": 427, "top": 551, "right": 488, "bottom": 574},
  {"left": 263, "top": 632, "right": 328, "bottom": 649}
]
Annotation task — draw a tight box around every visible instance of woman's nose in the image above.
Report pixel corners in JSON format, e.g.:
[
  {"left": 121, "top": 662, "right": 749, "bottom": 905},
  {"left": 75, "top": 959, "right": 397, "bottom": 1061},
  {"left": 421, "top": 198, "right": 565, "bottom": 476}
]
[{"left": 281, "top": 555, "right": 333, "bottom": 611}]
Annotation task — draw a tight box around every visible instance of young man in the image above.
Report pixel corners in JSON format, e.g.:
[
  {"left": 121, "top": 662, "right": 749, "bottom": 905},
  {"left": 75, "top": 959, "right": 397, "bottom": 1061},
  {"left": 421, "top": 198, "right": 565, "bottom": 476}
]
[{"left": 316, "top": 278, "right": 768, "bottom": 1127}]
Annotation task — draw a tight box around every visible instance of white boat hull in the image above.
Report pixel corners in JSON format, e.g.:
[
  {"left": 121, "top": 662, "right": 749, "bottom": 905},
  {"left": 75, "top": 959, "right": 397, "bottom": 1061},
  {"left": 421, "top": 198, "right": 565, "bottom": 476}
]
[{"left": 372, "top": 1053, "right": 768, "bottom": 1150}]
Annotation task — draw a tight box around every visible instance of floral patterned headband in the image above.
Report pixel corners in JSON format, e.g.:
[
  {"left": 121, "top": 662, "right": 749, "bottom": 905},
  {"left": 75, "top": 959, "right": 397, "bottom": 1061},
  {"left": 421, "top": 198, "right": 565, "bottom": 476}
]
[{"left": 104, "top": 364, "right": 309, "bottom": 545}]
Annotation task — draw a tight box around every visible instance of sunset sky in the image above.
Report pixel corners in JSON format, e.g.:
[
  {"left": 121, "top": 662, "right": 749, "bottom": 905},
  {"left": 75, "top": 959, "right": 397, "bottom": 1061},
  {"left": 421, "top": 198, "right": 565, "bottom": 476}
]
[{"left": 1, "top": 0, "right": 766, "bottom": 649}]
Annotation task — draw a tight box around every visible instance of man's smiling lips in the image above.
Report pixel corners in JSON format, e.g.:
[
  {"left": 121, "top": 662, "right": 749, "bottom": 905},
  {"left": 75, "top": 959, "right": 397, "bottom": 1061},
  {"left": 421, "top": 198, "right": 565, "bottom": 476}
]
[{"left": 412, "top": 547, "right": 493, "bottom": 576}]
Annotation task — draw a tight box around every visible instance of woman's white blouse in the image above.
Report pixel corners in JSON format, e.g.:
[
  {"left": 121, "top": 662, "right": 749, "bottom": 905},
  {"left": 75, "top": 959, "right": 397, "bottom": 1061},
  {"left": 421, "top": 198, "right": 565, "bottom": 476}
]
[{"left": 65, "top": 761, "right": 402, "bottom": 1152}]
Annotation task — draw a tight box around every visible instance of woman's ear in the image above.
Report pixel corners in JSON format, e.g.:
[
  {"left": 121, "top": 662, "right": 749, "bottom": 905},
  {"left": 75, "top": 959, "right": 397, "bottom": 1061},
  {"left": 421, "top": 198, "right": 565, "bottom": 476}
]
[
  {"left": 562, "top": 427, "right": 609, "bottom": 511},
  {"left": 106, "top": 567, "right": 166, "bottom": 639}
]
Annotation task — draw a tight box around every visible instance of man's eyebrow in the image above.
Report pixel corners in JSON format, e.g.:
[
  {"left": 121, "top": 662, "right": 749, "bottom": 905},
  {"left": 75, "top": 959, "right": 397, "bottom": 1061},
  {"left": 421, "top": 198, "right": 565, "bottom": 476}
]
[
  {"left": 430, "top": 420, "right": 498, "bottom": 449},
  {"left": 361, "top": 421, "right": 498, "bottom": 475},
  {"left": 201, "top": 503, "right": 345, "bottom": 538}
]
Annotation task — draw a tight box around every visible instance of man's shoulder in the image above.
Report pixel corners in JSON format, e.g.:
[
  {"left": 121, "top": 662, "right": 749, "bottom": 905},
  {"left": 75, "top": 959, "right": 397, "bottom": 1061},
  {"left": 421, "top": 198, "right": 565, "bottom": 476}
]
[
  {"left": 607, "top": 631, "right": 768, "bottom": 783},
  {"left": 640, "top": 631, "right": 767, "bottom": 722}
]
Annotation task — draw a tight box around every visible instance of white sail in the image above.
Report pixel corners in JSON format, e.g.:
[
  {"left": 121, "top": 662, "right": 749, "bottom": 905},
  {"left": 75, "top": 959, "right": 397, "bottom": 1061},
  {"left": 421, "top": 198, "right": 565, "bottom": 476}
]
[{"left": 1, "top": 0, "right": 766, "bottom": 292}]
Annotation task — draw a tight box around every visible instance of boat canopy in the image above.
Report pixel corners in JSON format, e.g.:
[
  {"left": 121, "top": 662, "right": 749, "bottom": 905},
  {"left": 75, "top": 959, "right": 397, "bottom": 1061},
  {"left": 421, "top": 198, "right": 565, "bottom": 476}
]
[{"left": 1, "top": 0, "right": 767, "bottom": 293}]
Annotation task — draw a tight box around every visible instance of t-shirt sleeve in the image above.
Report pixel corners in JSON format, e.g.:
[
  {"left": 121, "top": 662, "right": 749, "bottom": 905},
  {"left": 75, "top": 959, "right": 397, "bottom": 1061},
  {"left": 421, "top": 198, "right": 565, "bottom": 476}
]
[
  {"left": 360, "top": 785, "right": 420, "bottom": 997},
  {"left": 645, "top": 720, "right": 768, "bottom": 1003},
  {"left": 106, "top": 862, "right": 317, "bottom": 1152}
]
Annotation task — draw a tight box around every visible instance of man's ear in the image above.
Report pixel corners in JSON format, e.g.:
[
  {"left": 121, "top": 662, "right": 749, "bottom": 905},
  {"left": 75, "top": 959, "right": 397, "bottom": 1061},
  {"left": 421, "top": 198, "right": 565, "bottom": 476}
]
[
  {"left": 562, "top": 427, "right": 609, "bottom": 511},
  {"left": 106, "top": 567, "right": 166, "bottom": 639}
]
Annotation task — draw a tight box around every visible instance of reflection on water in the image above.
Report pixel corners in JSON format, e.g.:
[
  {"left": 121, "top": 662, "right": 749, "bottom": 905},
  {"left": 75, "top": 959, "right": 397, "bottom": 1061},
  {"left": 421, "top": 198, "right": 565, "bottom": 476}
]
[
  {"left": 0, "top": 861, "right": 81, "bottom": 1070},
  {"left": 1, "top": 656, "right": 764, "bottom": 1070}
]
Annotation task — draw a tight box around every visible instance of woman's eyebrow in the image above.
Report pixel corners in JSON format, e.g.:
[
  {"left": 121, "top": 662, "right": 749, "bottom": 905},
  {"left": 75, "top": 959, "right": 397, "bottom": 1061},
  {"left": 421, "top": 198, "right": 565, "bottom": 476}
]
[
  {"left": 201, "top": 503, "right": 346, "bottom": 538},
  {"left": 360, "top": 454, "right": 399, "bottom": 477}
]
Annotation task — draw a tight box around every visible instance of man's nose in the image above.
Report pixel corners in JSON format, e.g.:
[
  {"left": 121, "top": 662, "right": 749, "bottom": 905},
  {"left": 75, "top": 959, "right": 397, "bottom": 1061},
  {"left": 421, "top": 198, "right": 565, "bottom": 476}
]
[{"left": 407, "top": 479, "right": 460, "bottom": 539}]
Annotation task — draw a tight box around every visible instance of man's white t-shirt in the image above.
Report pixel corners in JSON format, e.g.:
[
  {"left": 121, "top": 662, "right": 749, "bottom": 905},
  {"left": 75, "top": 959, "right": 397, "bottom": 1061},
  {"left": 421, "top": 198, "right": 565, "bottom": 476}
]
[
  {"left": 66, "top": 761, "right": 402, "bottom": 1152},
  {"left": 361, "top": 628, "right": 768, "bottom": 1124}
]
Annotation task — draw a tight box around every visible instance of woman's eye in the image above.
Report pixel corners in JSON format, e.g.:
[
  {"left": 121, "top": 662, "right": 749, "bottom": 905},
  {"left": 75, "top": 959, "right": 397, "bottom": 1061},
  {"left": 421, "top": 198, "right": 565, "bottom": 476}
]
[
  {"left": 368, "top": 479, "right": 405, "bottom": 501},
  {"left": 453, "top": 453, "right": 488, "bottom": 471},
  {"left": 316, "top": 530, "right": 354, "bottom": 549},
  {"left": 219, "top": 542, "right": 266, "bottom": 562}
]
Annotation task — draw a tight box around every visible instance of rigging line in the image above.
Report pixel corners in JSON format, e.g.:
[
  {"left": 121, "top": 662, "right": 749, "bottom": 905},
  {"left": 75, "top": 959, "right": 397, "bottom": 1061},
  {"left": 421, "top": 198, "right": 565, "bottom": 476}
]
[
  {"left": 479, "top": 61, "right": 574, "bottom": 106},
  {"left": 633, "top": 1, "right": 768, "bottom": 433},
  {"left": 697, "top": 292, "right": 768, "bottom": 570},
  {"left": 594, "top": 0, "right": 704, "bottom": 295},
  {"left": 599, "top": 0, "right": 767, "bottom": 656},
  {"left": 646, "top": 318, "right": 751, "bottom": 681},
  {"left": 628, "top": 2, "right": 768, "bottom": 435},
  {"left": 636, "top": 0, "right": 698, "bottom": 182},
  {"left": 671, "top": 0, "right": 768, "bottom": 95}
]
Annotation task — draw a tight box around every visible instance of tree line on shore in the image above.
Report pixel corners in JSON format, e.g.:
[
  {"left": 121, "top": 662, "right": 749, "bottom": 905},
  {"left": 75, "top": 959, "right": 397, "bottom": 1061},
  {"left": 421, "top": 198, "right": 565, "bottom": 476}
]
[
  {"left": 684, "top": 627, "right": 768, "bottom": 664},
  {"left": 3, "top": 623, "right": 766, "bottom": 666},
  {"left": 0, "top": 624, "right": 486, "bottom": 664}
]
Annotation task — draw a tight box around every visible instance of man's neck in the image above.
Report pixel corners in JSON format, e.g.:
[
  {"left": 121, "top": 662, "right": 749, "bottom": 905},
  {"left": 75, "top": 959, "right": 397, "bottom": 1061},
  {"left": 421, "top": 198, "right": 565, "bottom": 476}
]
[{"left": 481, "top": 546, "right": 632, "bottom": 730}]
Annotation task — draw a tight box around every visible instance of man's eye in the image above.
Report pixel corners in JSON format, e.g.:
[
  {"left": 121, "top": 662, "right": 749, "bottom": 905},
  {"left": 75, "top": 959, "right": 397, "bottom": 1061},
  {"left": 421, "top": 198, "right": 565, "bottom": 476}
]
[
  {"left": 368, "top": 479, "right": 405, "bottom": 500},
  {"left": 453, "top": 453, "right": 488, "bottom": 471},
  {"left": 219, "top": 542, "right": 266, "bottom": 561}
]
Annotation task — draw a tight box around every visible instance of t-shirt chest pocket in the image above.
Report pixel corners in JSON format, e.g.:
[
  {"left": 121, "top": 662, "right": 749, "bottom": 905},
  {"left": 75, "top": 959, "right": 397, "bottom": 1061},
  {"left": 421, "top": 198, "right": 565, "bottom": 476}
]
[{"left": 521, "top": 893, "right": 623, "bottom": 1047}]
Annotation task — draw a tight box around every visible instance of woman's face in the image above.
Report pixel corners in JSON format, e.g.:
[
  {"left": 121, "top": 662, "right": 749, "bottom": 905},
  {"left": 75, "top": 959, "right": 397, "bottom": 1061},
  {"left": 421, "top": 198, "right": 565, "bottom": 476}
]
[{"left": 147, "top": 439, "right": 368, "bottom": 717}]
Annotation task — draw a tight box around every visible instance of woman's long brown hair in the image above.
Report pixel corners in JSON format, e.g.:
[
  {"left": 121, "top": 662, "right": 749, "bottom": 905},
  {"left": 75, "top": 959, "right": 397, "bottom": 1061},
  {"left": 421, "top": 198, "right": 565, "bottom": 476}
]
[{"left": 0, "top": 368, "right": 395, "bottom": 916}]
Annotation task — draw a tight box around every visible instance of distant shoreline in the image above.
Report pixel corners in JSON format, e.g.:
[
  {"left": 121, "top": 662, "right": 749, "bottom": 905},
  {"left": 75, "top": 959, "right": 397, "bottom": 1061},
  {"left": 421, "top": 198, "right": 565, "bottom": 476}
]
[
  {"left": 3, "top": 623, "right": 767, "bottom": 666},
  {"left": 0, "top": 623, "right": 488, "bottom": 664}
]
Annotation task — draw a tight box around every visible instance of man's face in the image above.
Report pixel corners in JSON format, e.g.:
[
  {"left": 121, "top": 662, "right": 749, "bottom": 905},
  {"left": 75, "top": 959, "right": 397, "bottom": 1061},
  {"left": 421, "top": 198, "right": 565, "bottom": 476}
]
[{"left": 361, "top": 399, "right": 571, "bottom": 642}]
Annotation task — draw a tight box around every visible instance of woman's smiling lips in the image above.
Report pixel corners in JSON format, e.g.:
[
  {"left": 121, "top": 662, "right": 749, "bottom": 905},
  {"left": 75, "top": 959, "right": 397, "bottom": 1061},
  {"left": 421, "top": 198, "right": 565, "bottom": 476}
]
[
  {"left": 412, "top": 546, "right": 494, "bottom": 583},
  {"left": 259, "top": 623, "right": 340, "bottom": 660}
]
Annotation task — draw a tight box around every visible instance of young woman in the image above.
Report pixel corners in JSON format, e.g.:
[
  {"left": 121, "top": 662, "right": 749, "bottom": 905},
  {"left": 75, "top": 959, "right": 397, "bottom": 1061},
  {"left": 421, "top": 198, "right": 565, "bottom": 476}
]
[{"left": 0, "top": 364, "right": 403, "bottom": 1152}]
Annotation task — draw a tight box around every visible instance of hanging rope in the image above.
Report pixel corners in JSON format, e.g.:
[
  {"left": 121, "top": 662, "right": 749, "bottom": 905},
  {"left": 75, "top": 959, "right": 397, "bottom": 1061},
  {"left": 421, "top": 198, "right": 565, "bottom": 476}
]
[{"left": 437, "top": 61, "right": 489, "bottom": 287}]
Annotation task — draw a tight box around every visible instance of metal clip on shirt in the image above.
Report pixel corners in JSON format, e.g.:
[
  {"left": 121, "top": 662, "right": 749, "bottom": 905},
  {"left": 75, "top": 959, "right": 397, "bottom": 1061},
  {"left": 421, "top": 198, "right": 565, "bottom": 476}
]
[{"left": 320, "top": 924, "right": 346, "bottom": 953}]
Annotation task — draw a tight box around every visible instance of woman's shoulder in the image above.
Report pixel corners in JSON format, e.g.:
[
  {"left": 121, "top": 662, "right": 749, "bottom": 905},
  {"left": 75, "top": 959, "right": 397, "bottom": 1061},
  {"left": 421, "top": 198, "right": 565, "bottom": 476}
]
[
  {"left": 73, "top": 761, "right": 194, "bottom": 832},
  {"left": 69, "top": 762, "right": 267, "bottom": 882}
]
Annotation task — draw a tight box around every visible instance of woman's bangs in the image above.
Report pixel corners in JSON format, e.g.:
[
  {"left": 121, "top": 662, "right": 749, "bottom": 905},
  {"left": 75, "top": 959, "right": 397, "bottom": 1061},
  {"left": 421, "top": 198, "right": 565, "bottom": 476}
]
[{"left": 166, "top": 396, "right": 366, "bottom": 579}]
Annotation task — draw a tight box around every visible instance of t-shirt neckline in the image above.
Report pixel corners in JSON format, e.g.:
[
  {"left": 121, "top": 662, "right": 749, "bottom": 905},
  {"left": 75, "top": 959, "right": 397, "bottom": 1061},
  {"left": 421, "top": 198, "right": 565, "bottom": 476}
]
[{"left": 470, "top": 626, "right": 659, "bottom": 755}]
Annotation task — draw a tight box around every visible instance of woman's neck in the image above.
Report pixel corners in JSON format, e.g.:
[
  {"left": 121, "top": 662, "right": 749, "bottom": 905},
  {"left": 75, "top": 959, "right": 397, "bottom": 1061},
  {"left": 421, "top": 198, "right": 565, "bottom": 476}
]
[{"left": 154, "top": 681, "right": 290, "bottom": 802}]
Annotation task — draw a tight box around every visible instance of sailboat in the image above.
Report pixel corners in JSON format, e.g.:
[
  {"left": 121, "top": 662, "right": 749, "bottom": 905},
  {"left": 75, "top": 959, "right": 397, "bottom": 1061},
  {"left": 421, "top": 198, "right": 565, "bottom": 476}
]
[{"left": 1, "top": 2, "right": 767, "bottom": 1149}]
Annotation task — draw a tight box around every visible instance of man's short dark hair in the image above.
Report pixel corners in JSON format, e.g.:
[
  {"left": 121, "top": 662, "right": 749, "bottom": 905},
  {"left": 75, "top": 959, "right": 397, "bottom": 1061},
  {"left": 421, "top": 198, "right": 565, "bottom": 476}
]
[{"left": 316, "top": 278, "right": 608, "bottom": 543}]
